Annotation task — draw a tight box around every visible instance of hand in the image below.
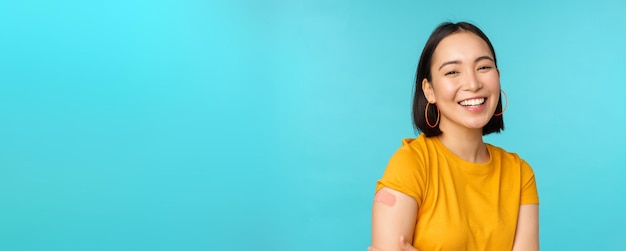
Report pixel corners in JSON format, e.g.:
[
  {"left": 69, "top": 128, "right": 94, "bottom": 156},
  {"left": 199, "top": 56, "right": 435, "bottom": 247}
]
[{"left": 368, "top": 236, "right": 419, "bottom": 251}]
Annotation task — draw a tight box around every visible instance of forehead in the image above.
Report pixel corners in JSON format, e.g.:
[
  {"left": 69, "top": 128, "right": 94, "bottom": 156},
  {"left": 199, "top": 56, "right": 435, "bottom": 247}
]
[{"left": 432, "top": 31, "right": 492, "bottom": 63}]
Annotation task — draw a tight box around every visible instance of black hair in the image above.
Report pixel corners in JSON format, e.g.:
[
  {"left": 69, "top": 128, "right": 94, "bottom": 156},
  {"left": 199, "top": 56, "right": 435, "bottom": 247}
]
[{"left": 413, "top": 22, "right": 504, "bottom": 137}]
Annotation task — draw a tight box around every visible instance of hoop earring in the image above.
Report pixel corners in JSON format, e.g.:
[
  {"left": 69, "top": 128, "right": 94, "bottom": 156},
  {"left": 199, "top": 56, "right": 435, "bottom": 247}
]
[
  {"left": 493, "top": 90, "right": 508, "bottom": 116},
  {"left": 425, "top": 102, "right": 440, "bottom": 128}
]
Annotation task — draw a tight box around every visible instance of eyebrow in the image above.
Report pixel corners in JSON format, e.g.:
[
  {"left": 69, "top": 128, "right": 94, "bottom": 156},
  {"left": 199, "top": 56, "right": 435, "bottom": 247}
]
[{"left": 438, "top": 55, "right": 495, "bottom": 70}]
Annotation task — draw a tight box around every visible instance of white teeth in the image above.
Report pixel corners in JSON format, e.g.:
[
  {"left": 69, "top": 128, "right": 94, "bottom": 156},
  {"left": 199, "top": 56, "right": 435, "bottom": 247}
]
[{"left": 459, "top": 98, "right": 485, "bottom": 106}]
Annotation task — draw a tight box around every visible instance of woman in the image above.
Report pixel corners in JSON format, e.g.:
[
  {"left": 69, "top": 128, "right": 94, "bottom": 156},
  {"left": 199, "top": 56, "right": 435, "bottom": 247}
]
[{"left": 370, "top": 22, "right": 539, "bottom": 251}]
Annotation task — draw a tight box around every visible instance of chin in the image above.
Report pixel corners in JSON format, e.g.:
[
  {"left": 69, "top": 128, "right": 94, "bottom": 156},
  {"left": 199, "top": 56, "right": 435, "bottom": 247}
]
[{"left": 465, "top": 121, "right": 490, "bottom": 129}]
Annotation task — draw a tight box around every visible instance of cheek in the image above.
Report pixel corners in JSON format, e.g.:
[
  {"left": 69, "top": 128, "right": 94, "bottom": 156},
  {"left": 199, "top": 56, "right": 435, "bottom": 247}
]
[
  {"left": 481, "top": 72, "right": 500, "bottom": 87},
  {"left": 433, "top": 82, "right": 459, "bottom": 100}
]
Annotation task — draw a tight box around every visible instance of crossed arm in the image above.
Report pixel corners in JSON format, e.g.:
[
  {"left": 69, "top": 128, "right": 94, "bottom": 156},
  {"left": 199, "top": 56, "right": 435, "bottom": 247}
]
[{"left": 370, "top": 187, "right": 539, "bottom": 251}]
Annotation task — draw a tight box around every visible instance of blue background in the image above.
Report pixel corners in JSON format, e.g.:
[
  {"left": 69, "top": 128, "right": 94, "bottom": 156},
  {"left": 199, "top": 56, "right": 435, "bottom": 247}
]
[{"left": 1, "top": 0, "right": 625, "bottom": 250}]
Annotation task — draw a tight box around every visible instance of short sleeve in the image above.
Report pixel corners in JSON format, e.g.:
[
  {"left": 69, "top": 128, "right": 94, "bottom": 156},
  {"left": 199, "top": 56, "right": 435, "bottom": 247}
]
[
  {"left": 520, "top": 160, "right": 539, "bottom": 204},
  {"left": 376, "top": 143, "right": 427, "bottom": 207}
]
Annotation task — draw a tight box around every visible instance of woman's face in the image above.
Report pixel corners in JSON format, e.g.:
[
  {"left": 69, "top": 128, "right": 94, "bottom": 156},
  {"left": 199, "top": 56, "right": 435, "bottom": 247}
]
[{"left": 423, "top": 31, "right": 501, "bottom": 132}]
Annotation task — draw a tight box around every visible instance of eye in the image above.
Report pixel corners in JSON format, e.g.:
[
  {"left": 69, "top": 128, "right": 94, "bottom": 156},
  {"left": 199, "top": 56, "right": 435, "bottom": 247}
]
[
  {"left": 445, "top": 70, "right": 459, "bottom": 76},
  {"left": 478, "top": 66, "right": 493, "bottom": 71}
]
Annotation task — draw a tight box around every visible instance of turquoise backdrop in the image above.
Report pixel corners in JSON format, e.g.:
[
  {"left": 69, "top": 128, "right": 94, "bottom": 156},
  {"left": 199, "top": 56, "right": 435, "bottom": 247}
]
[{"left": 1, "top": 0, "right": 625, "bottom": 250}]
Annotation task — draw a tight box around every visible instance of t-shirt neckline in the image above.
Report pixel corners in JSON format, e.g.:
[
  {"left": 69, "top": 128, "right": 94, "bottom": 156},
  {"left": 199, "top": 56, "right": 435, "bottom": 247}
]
[{"left": 430, "top": 135, "right": 495, "bottom": 175}]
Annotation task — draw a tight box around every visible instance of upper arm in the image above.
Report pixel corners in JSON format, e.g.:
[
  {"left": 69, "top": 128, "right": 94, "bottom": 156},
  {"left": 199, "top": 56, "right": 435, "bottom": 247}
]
[
  {"left": 512, "top": 204, "right": 539, "bottom": 251},
  {"left": 371, "top": 187, "right": 418, "bottom": 251}
]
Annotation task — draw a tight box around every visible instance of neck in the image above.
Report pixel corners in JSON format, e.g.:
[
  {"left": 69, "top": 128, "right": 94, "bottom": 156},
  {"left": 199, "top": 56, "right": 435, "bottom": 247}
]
[{"left": 437, "top": 123, "right": 489, "bottom": 163}]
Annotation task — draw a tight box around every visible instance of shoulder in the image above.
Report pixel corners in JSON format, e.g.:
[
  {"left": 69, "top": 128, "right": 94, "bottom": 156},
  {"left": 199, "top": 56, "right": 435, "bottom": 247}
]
[
  {"left": 398, "top": 134, "right": 435, "bottom": 155},
  {"left": 378, "top": 134, "right": 433, "bottom": 204},
  {"left": 389, "top": 134, "right": 433, "bottom": 165},
  {"left": 487, "top": 144, "right": 534, "bottom": 172},
  {"left": 488, "top": 144, "right": 525, "bottom": 163}
]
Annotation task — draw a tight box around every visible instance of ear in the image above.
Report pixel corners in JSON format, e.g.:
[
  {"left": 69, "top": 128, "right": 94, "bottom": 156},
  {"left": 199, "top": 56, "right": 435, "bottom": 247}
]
[{"left": 422, "top": 78, "right": 435, "bottom": 103}]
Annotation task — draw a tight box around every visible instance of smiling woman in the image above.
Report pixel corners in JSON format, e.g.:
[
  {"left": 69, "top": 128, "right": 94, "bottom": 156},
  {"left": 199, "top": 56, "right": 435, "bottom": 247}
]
[{"left": 370, "top": 22, "right": 539, "bottom": 251}]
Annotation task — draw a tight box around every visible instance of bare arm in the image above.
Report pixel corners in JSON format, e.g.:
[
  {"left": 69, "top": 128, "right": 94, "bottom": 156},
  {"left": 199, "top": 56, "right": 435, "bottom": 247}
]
[
  {"left": 371, "top": 187, "right": 418, "bottom": 251},
  {"left": 512, "top": 204, "right": 539, "bottom": 251}
]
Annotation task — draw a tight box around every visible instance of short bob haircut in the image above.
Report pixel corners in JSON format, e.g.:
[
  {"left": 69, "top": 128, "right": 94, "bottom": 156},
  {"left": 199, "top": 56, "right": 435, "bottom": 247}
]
[{"left": 413, "top": 22, "right": 504, "bottom": 137}]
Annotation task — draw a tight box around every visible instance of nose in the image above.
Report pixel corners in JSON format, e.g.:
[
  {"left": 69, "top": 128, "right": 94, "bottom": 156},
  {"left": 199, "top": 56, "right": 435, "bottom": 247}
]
[{"left": 464, "top": 71, "right": 482, "bottom": 92}]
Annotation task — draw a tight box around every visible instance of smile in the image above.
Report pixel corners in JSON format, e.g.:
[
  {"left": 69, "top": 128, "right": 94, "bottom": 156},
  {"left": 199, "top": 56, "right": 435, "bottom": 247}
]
[{"left": 458, "top": 98, "right": 486, "bottom": 107}]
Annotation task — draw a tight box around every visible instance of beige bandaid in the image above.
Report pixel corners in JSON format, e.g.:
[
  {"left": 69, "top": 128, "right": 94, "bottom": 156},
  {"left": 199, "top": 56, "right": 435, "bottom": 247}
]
[{"left": 374, "top": 189, "right": 397, "bottom": 207}]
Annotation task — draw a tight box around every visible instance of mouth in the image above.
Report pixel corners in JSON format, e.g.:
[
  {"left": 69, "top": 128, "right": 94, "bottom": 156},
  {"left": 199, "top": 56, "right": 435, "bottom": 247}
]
[{"left": 458, "top": 97, "right": 486, "bottom": 107}]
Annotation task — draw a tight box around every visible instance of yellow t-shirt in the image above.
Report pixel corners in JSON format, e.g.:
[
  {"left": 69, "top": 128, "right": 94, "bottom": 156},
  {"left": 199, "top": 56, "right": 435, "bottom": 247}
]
[{"left": 376, "top": 134, "right": 539, "bottom": 251}]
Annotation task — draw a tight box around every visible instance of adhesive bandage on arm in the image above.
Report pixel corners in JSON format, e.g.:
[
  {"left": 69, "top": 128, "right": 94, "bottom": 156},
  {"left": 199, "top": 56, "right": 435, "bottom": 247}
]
[{"left": 374, "top": 189, "right": 397, "bottom": 207}]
